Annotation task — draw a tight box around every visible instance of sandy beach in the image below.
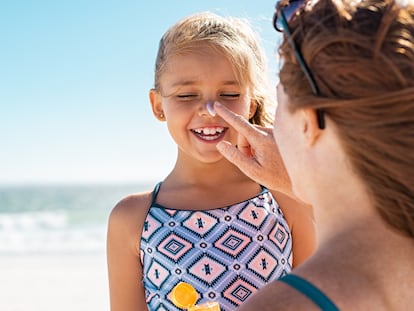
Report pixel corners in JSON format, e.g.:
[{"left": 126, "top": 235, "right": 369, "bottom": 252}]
[
  {"left": 0, "top": 183, "right": 150, "bottom": 310},
  {"left": 0, "top": 252, "right": 109, "bottom": 311}
]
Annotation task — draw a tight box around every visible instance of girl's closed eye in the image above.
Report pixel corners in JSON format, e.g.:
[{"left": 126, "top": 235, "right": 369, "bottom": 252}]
[
  {"left": 220, "top": 93, "right": 241, "bottom": 100},
  {"left": 175, "top": 93, "right": 201, "bottom": 101}
]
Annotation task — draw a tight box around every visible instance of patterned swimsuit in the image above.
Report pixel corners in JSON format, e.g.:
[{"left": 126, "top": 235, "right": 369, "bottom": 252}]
[{"left": 140, "top": 183, "right": 293, "bottom": 311}]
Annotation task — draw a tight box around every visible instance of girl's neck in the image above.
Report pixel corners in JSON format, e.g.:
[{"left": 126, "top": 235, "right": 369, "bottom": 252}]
[
  {"left": 167, "top": 156, "right": 248, "bottom": 187},
  {"left": 157, "top": 159, "right": 262, "bottom": 211}
]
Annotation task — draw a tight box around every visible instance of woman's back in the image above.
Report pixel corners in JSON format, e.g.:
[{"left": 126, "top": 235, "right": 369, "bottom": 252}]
[{"left": 239, "top": 212, "right": 414, "bottom": 310}]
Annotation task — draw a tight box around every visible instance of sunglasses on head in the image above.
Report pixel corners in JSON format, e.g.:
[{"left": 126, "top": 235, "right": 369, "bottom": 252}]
[{"left": 273, "top": 0, "right": 325, "bottom": 129}]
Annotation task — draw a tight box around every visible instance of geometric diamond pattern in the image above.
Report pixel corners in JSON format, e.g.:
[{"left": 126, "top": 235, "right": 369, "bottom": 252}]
[
  {"left": 238, "top": 202, "right": 268, "bottom": 229},
  {"left": 183, "top": 211, "right": 219, "bottom": 236},
  {"left": 222, "top": 277, "right": 257, "bottom": 306},
  {"left": 157, "top": 233, "right": 193, "bottom": 262},
  {"left": 140, "top": 185, "right": 293, "bottom": 311},
  {"left": 214, "top": 228, "right": 251, "bottom": 257},
  {"left": 146, "top": 259, "right": 170, "bottom": 288},
  {"left": 141, "top": 215, "right": 163, "bottom": 242},
  {"left": 247, "top": 248, "right": 278, "bottom": 281},
  {"left": 188, "top": 254, "right": 227, "bottom": 286},
  {"left": 269, "top": 222, "right": 289, "bottom": 252}
]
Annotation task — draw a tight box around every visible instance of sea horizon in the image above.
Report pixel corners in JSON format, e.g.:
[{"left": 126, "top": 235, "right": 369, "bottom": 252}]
[{"left": 0, "top": 181, "right": 157, "bottom": 255}]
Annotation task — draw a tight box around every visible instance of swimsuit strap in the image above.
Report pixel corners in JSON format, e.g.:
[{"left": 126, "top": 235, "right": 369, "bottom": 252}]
[
  {"left": 150, "top": 182, "right": 162, "bottom": 205},
  {"left": 278, "top": 274, "right": 340, "bottom": 311}
]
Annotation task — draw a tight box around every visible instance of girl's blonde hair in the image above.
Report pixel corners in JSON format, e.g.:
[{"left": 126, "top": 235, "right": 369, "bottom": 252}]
[
  {"left": 279, "top": 0, "right": 414, "bottom": 237},
  {"left": 154, "top": 12, "right": 274, "bottom": 126}
]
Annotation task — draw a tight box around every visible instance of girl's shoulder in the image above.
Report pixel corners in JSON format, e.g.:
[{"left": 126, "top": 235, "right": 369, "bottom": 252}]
[
  {"left": 107, "top": 187, "right": 157, "bottom": 250},
  {"left": 113, "top": 190, "right": 152, "bottom": 214},
  {"left": 270, "top": 190, "right": 316, "bottom": 267},
  {"left": 269, "top": 190, "right": 314, "bottom": 224}
]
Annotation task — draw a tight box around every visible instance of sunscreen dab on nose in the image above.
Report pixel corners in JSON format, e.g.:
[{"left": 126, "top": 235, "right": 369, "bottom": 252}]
[{"left": 206, "top": 101, "right": 217, "bottom": 116}]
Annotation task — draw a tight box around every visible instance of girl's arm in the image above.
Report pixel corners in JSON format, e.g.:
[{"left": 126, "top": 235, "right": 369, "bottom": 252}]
[
  {"left": 107, "top": 194, "right": 151, "bottom": 311},
  {"left": 273, "top": 191, "right": 317, "bottom": 267}
]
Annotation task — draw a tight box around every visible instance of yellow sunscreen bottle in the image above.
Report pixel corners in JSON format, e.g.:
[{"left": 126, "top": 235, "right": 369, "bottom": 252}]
[{"left": 171, "top": 282, "right": 220, "bottom": 311}]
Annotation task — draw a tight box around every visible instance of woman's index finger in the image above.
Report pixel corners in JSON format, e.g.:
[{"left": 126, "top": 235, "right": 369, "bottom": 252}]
[{"left": 214, "top": 102, "right": 258, "bottom": 138}]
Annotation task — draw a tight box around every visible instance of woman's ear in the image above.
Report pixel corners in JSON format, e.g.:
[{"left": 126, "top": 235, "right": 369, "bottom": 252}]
[
  {"left": 302, "top": 108, "right": 322, "bottom": 146},
  {"left": 149, "top": 89, "right": 166, "bottom": 121}
]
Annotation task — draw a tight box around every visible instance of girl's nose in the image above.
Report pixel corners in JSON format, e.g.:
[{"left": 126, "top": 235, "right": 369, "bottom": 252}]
[
  {"left": 206, "top": 101, "right": 216, "bottom": 116},
  {"left": 198, "top": 101, "right": 216, "bottom": 117}
]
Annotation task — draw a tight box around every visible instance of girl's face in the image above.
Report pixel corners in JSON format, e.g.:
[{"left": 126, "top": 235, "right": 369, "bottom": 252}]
[{"left": 151, "top": 48, "right": 255, "bottom": 163}]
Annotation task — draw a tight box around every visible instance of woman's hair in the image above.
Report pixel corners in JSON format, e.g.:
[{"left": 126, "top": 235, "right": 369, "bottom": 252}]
[
  {"left": 279, "top": 0, "right": 414, "bottom": 237},
  {"left": 154, "top": 12, "right": 274, "bottom": 126}
]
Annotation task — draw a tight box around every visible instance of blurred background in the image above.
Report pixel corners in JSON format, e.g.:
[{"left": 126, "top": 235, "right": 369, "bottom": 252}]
[{"left": 0, "top": 0, "right": 281, "bottom": 310}]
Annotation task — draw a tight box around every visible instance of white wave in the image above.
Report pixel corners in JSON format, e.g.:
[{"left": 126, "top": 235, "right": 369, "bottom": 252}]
[
  {"left": 0, "top": 211, "right": 67, "bottom": 230},
  {"left": 0, "top": 211, "right": 106, "bottom": 254}
]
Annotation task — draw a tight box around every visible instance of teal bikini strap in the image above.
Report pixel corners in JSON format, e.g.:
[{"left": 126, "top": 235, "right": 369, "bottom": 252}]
[{"left": 279, "top": 274, "right": 340, "bottom": 311}]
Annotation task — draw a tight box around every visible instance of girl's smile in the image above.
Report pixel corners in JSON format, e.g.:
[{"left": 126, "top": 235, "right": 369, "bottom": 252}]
[{"left": 191, "top": 126, "right": 228, "bottom": 143}]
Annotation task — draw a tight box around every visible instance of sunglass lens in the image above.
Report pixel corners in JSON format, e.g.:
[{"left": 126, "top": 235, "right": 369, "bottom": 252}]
[{"left": 275, "top": 0, "right": 305, "bottom": 31}]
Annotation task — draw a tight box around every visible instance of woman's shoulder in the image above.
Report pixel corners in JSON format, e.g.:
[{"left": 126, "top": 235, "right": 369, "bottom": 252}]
[{"left": 236, "top": 272, "right": 320, "bottom": 311}]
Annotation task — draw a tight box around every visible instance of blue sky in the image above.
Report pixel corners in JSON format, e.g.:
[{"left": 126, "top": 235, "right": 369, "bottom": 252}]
[{"left": 1, "top": 0, "right": 281, "bottom": 185}]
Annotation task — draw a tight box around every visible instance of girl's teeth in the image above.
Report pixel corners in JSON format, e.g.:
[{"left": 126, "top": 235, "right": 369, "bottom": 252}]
[
  {"left": 204, "top": 128, "right": 223, "bottom": 135},
  {"left": 193, "top": 127, "right": 224, "bottom": 135}
]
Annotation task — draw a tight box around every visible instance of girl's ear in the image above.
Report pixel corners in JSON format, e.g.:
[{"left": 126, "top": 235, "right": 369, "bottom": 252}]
[
  {"left": 249, "top": 99, "right": 258, "bottom": 119},
  {"left": 302, "top": 108, "right": 322, "bottom": 146},
  {"left": 149, "top": 89, "right": 165, "bottom": 121}
]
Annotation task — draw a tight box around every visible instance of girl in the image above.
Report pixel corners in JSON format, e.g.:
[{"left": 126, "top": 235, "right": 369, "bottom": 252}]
[{"left": 107, "top": 12, "right": 316, "bottom": 311}]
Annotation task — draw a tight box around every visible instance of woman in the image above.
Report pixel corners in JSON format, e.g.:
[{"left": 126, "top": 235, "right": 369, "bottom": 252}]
[{"left": 214, "top": 0, "right": 414, "bottom": 309}]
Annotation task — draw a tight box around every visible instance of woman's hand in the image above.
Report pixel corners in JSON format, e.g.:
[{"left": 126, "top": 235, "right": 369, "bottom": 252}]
[{"left": 214, "top": 102, "right": 293, "bottom": 196}]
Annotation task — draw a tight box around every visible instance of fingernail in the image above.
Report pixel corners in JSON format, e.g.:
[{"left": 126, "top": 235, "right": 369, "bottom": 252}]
[
  {"left": 216, "top": 141, "right": 224, "bottom": 151},
  {"left": 206, "top": 101, "right": 216, "bottom": 116}
]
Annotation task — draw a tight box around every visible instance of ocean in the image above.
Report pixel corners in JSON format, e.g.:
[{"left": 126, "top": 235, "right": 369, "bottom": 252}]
[
  {"left": 0, "top": 182, "right": 154, "bottom": 255},
  {"left": 0, "top": 183, "right": 160, "bottom": 310}
]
